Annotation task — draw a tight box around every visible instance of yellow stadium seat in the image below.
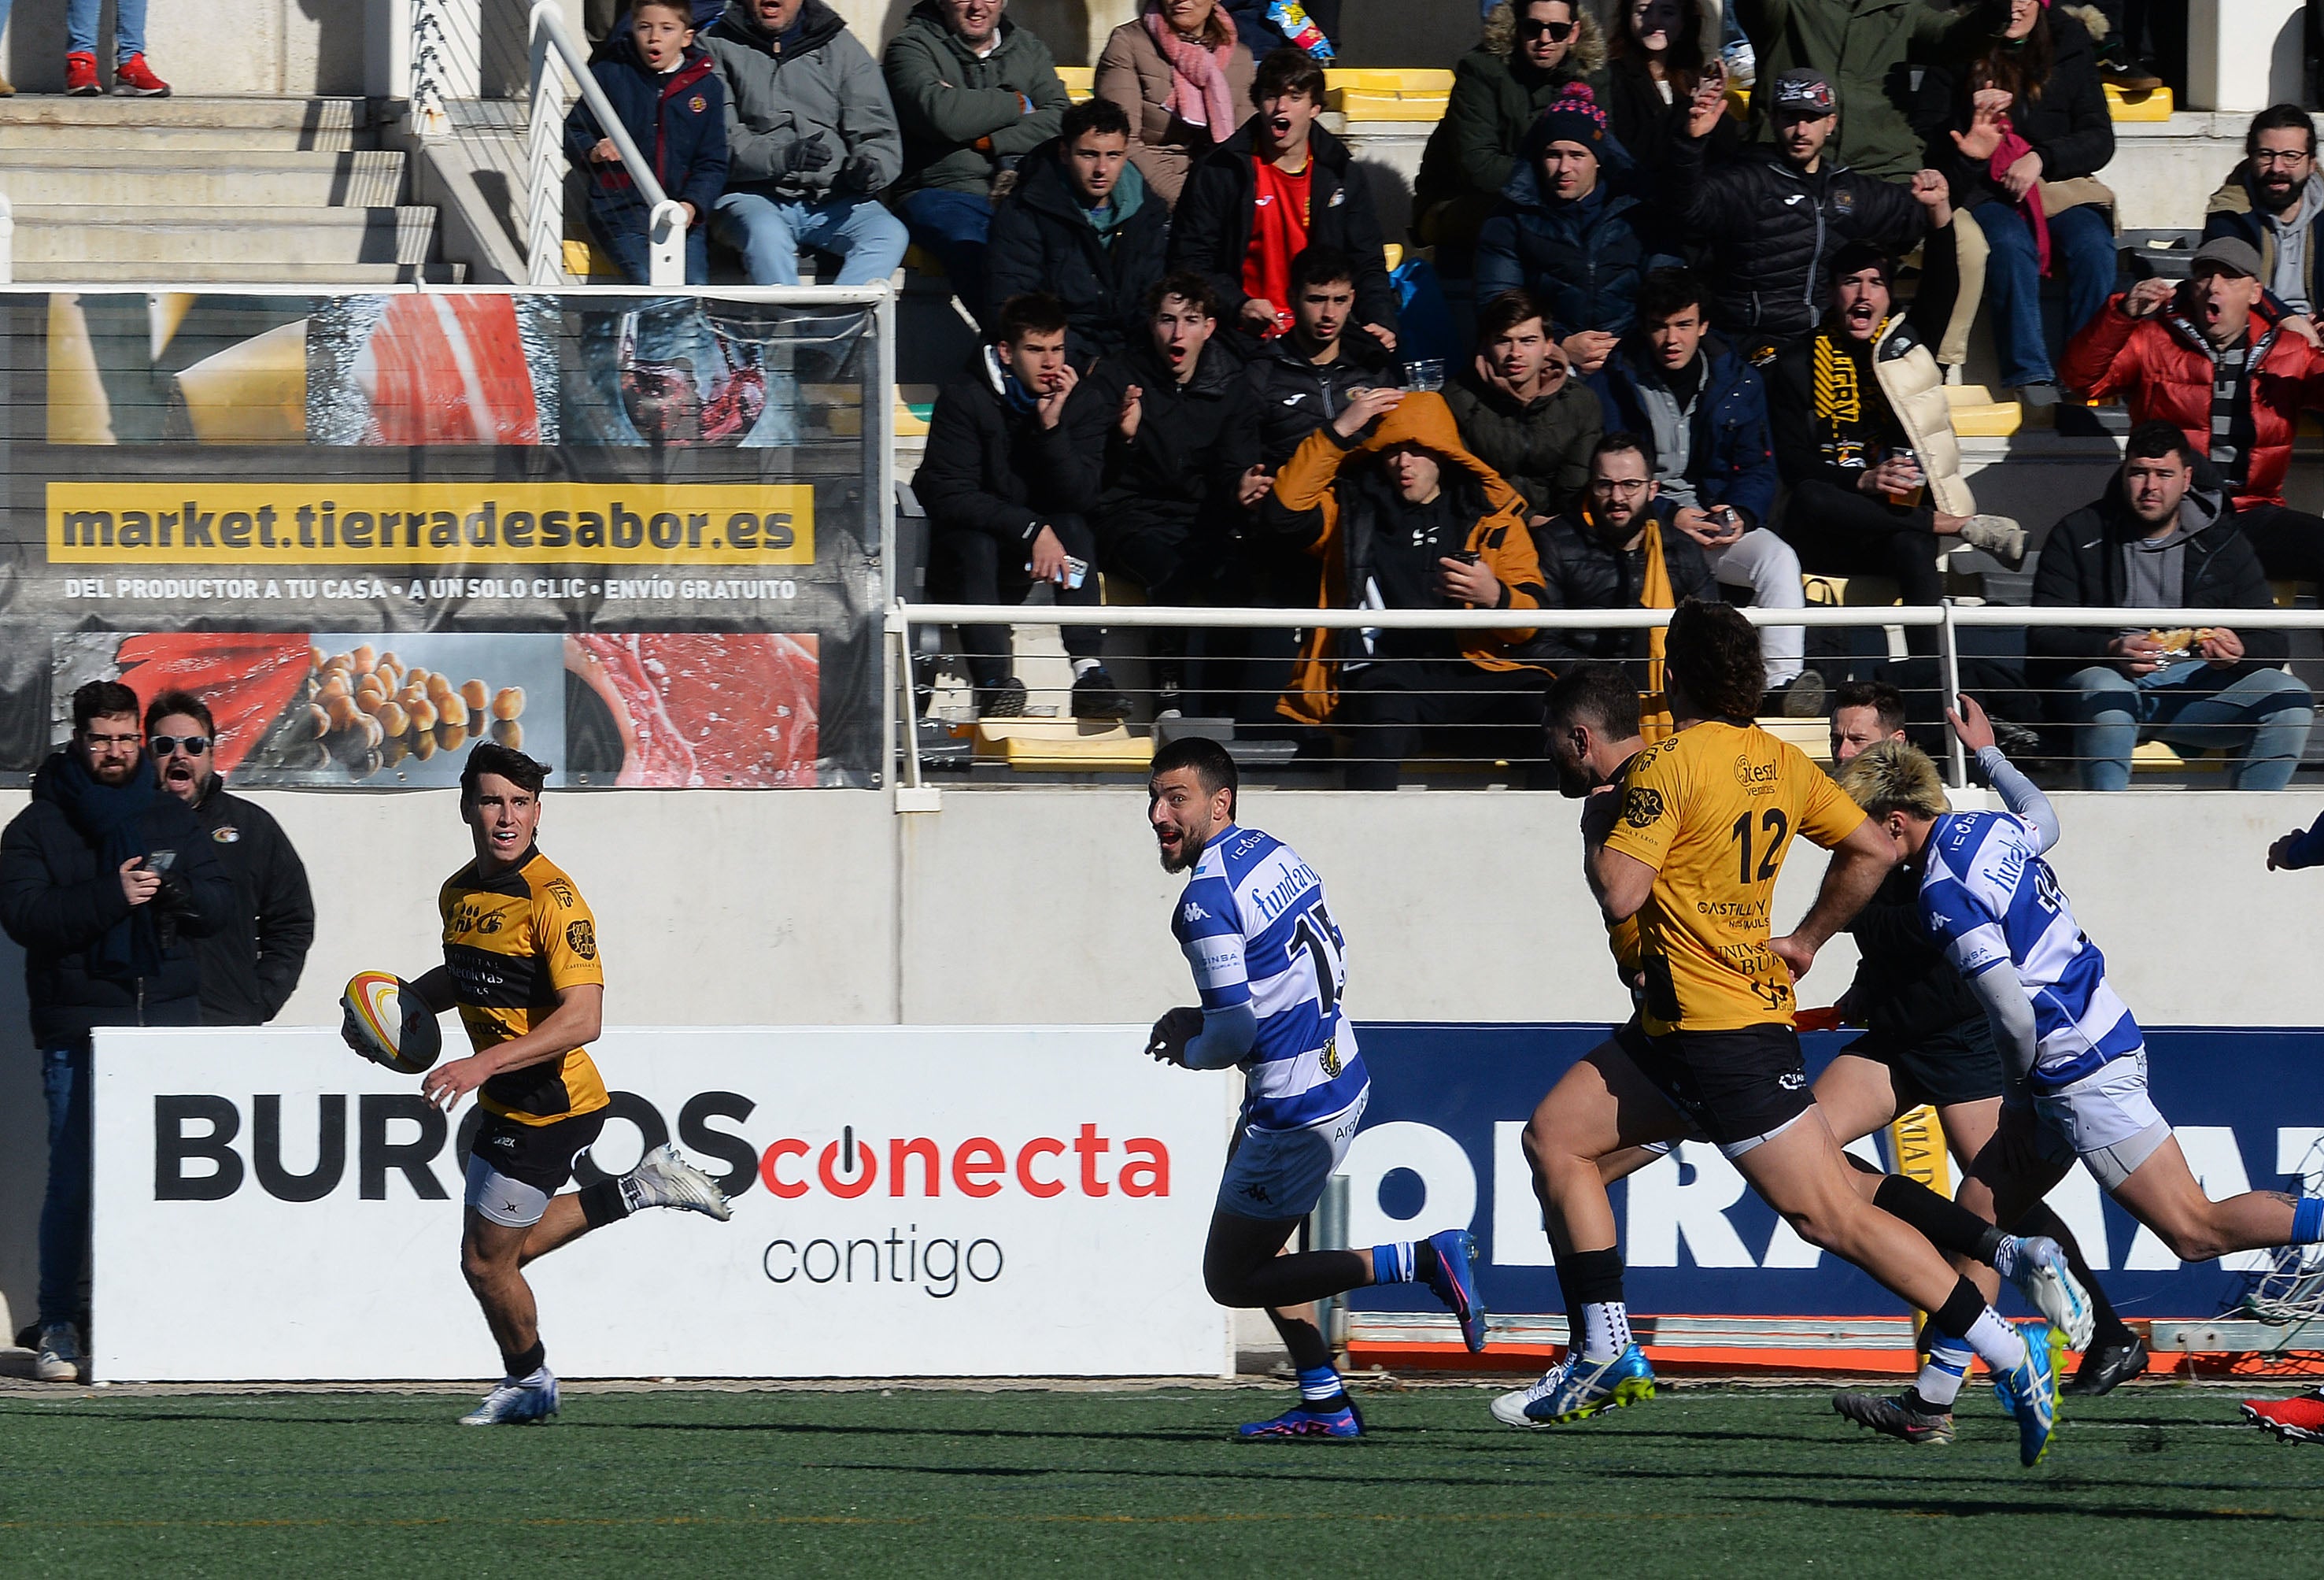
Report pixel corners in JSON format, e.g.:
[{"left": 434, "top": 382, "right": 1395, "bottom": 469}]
[
  {"left": 560, "top": 239, "right": 626, "bottom": 282},
  {"left": 1945, "top": 384, "right": 2023, "bottom": 438},
  {"left": 1384, "top": 242, "right": 1403, "bottom": 271},
  {"left": 1325, "top": 68, "right": 1454, "bottom": 92},
  {"left": 2104, "top": 82, "right": 2172, "bottom": 120},
  {"left": 974, "top": 718, "right": 1155, "bottom": 771},
  {"left": 903, "top": 242, "right": 948, "bottom": 277},
  {"left": 1056, "top": 65, "right": 1094, "bottom": 102},
  {"left": 1330, "top": 91, "right": 1448, "bottom": 119}
]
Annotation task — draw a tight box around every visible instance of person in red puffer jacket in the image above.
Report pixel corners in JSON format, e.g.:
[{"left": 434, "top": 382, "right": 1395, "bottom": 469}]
[{"left": 2062, "top": 235, "right": 2324, "bottom": 584}]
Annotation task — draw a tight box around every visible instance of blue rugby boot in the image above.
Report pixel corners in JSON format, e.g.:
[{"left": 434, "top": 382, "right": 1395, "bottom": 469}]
[
  {"left": 1535, "top": 1344, "right": 1657, "bottom": 1425},
  {"left": 1236, "top": 1399, "right": 1364, "bottom": 1441},
  {"left": 1423, "top": 1229, "right": 1488, "bottom": 1352},
  {"left": 1992, "top": 1327, "right": 2064, "bottom": 1467},
  {"left": 459, "top": 1370, "right": 560, "bottom": 1426}
]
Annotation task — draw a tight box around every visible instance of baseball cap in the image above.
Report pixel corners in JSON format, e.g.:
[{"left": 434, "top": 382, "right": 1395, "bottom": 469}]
[
  {"left": 2190, "top": 235, "right": 2263, "bottom": 279},
  {"left": 1770, "top": 68, "right": 1837, "bottom": 116}
]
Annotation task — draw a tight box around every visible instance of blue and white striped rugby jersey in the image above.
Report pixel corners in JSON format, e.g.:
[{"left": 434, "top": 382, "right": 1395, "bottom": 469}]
[
  {"left": 1917, "top": 810, "right": 2142, "bottom": 1091},
  {"left": 1172, "top": 823, "right": 1369, "bottom": 1133}
]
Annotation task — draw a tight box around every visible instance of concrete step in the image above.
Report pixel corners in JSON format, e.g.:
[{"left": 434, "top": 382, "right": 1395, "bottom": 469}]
[
  {"left": 0, "top": 150, "right": 405, "bottom": 208},
  {"left": 12, "top": 204, "right": 438, "bottom": 266},
  {"left": 17, "top": 260, "right": 466, "bottom": 283},
  {"left": 0, "top": 95, "right": 372, "bottom": 152}
]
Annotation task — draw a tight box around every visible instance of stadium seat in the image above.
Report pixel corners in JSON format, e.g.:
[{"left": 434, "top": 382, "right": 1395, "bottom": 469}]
[
  {"left": 1326, "top": 67, "right": 1452, "bottom": 120},
  {"left": 2104, "top": 81, "right": 2173, "bottom": 120},
  {"left": 1945, "top": 384, "right": 2023, "bottom": 438},
  {"left": 560, "top": 238, "right": 626, "bottom": 283},
  {"left": 1056, "top": 65, "right": 1094, "bottom": 102},
  {"left": 973, "top": 717, "right": 1154, "bottom": 770}
]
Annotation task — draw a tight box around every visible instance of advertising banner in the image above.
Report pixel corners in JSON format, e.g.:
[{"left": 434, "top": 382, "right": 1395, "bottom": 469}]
[
  {"left": 4, "top": 289, "right": 886, "bottom": 786},
  {"left": 93, "top": 1027, "right": 1232, "bottom": 1382},
  {"left": 1344, "top": 1024, "right": 2324, "bottom": 1323}
]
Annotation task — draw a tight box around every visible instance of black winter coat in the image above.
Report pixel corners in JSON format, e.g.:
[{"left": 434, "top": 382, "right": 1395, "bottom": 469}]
[
  {"left": 188, "top": 780, "right": 315, "bottom": 1027},
  {"left": 563, "top": 37, "right": 730, "bottom": 228},
  {"left": 1075, "top": 335, "right": 1262, "bottom": 540},
  {"left": 1912, "top": 8, "right": 2112, "bottom": 208},
  {"left": 1243, "top": 334, "right": 1398, "bottom": 469},
  {"left": 1474, "top": 165, "right": 1678, "bottom": 335},
  {"left": 985, "top": 142, "right": 1170, "bottom": 364},
  {"left": 1766, "top": 327, "right": 1910, "bottom": 489},
  {"left": 1602, "top": 53, "right": 1738, "bottom": 202},
  {"left": 2028, "top": 480, "right": 2286, "bottom": 693},
  {"left": 914, "top": 354, "right": 1106, "bottom": 546},
  {"left": 1527, "top": 500, "right": 1717, "bottom": 667},
  {"left": 1442, "top": 366, "right": 1604, "bottom": 522},
  {"left": 0, "top": 754, "right": 235, "bottom": 1046},
  {"left": 1667, "top": 139, "right": 1931, "bottom": 339},
  {"left": 1169, "top": 121, "right": 1400, "bottom": 339}
]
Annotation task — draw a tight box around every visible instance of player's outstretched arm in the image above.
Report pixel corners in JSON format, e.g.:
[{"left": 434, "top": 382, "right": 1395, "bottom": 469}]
[
  {"left": 421, "top": 982, "right": 603, "bottom": 1109},
  {"left": 1977, "top": 745, "right": 2060, "bottom": 853},
  {"left": 1770, "top": 820, "right": 1898, "bottom": 981}
]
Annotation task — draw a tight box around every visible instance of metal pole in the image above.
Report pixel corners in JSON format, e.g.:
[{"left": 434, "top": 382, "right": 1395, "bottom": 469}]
[
  {"left": 1939, "top": 601, "right": 1967, "bottom": 790},
  {"left": 1310, "top": 1174, "right": 1350, "bottom": 1354},
  {"left": 646, "top": 201, "right": 687, "bottom": 289},
  {"left": 523, "top": 20, "right": 563, "bottom": 286}
]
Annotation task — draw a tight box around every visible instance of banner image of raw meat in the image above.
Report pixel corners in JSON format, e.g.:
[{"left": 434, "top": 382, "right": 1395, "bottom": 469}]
[
  {"left": 0, "top": 288, "right": 886, "bottom": 787},
  {"left": 565, "top": 633, "right": 818, "bottom": 787}
]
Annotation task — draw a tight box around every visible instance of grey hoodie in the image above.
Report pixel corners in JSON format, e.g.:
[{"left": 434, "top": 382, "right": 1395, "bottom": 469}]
[{"left": 704, "top": 0, "right": 902, "bottom": 198}]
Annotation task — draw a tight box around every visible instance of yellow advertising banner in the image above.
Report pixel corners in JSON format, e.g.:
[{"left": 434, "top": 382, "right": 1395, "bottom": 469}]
[{"left": 48, "top": 483, "right": 816, "bottom": 566}]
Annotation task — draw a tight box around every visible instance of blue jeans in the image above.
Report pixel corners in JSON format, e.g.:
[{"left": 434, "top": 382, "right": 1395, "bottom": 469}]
[
  {"left": 710, "top": 188, "right": 908, "bottom": 287},
  {"left": 39, "top": 1043, "right": 91, "bottom": 1330},
  {"left": 589, "top": 214, "right": 711, "bottom": 287},
  {"left": 65, "top": 0, "right": 146, "bottom": 59},
  {"left": 1971, "top": 199, "right": 2118, "bottom": 388},
  {"left": 2067, "top": 660, "right": 2315, "bottom": 790},
  {"left": 897, "top": 187, "right": 992, "bottom": 315}
]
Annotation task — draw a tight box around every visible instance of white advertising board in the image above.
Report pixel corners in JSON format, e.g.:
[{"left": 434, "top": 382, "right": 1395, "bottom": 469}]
[{"left": 93, "top": 1027, "right": 1233, "bottom": 1382}]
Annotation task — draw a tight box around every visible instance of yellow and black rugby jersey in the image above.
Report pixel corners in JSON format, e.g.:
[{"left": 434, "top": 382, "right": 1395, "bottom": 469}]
[
  {"left": 439, "top": 846, "right": 608, "bottom": 1126},
  {"left": 1599, "top": 720, "right": 1866, "bottom": 1036}
]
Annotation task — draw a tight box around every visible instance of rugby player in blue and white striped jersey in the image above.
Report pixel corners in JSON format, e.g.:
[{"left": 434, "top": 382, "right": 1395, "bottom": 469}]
[
  {"left": 1144, "top": 736, "right": 1485, "bottom": 1440},
  {"left": 1838, "top": 739, "right": 2324, "bottom": 1429}
]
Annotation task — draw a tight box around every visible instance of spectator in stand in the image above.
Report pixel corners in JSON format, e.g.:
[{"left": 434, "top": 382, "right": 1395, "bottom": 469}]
[
  {"left": 1771, "top": 243, "right": 2027, "bottom": 651},
  {"left": 1445, "top": 287, "right": 1602, "bottom": 524},
  {"left": 1171, "top": 49, "right": 1399, "bottom": 355},
  {"left": 2204, "top": 106, "right": 2324, "bottom": 317},
  {"left": 1591, "top": 267, "right": 1816, "bottom": 708},
  {"left": 1530, "top": 432, "right": 1719, "bottom": 699},
  {"left": 2063, "top": 238, "right": 2324, "bottom": 585},
  {"left": 1095, "top": 0, "right": 1257, "bottom": 209},
  {"left": 914, "top": 293, "right": 1129, "bottom": 721},
  {"left": 1414, "top": 0, "right": 1606, "bottom": 250},
  {"left": 1604, "top": 0, "right": 1738, "bottom": 199},
  {"left": 883, "top": 0, "right": 1067, "bottom": 315},
  {"left": 55, "top": 0, "right": 169, "bottom": 95},
  {"left": 0, "top": 682, "right": 234, "bottom": 1386},
  {"left": 703, "top": 0, "right": 907, "bottom": 285},
  {"left": 986, "top": 98, "right": 1170, "bottom": 364},
  {"left": 1730, "top": 0, "right": 1971, "bottom": 181},
  {"left": 2030, "top": 421, "right": 2313, "bottom": 790},
  {"left": 1912, "top": 0, "right": 2116, "bottom": 407},
  {"left": 142, "top": 692, "right": 313, "bottom": 1028},
  {"left": 566, "top": 0, "right": 729, "bottom": 285},
  {"left": 1668, "top": 69, "right": 1953, "bottom": 352},
  {"left": 1074, "top": 274, "right": 1262, "bottom": 701},
  {"left": 1830, "top": 676, "right": 1908, "bottom": 760},
  {"left": 1222, "top": 0, "right": 1338, "bottom": 63},
  {"left": 1272, "top": 389, "right": 1551, "bottom": 788}
]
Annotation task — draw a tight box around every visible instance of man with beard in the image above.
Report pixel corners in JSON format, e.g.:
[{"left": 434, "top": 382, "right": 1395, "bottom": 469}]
[
  {"left": 2204, "top": 105, "right": 2324, "bottom": 318},
  {"left": 142, "top": 690, "right": 313, "bottom": 1029},
  {"left": 0, "top": 681, "right": 234, "bottom": 1385},
  {"left": 1142, "top": 734, "right": 1484, "bottom": 1440}
]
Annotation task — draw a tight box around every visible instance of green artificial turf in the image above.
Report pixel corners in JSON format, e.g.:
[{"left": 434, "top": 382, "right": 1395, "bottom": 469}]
[{"left": 0, "top": 1382, "right": 2315, "bottom": 1575}]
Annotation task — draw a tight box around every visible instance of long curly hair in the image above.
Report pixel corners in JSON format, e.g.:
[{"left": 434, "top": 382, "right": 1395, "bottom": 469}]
[
  {"left": 1609, "top": 0, "right": 1712, "bottom": 102},
  {"left": 1664, "top": 598, "right": 1764, "bottom": 723},
  {"left": 1483, "top": 0, "right": 1609, "bottom": 76}
]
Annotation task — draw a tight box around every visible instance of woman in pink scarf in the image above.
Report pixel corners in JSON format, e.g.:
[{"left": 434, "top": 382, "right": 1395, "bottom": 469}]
[{"left": 1097, "top": 0, "right": 1257, "bottom": 208}]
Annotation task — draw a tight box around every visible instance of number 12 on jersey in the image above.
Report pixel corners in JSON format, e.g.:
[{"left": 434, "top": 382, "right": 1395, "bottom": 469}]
[{"left": 1731, "top": 807, "right": 1790, "bottom": 884}]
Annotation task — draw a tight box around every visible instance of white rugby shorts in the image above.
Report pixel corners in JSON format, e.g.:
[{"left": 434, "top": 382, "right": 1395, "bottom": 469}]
[{"left": 2032, "top": 1051, "right": 2171, "bottom": 1192}]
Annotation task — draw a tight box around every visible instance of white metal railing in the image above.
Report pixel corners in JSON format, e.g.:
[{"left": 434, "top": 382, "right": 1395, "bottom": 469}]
[
  {"left": 0, "top": 194, "right": 14, "bottom": 286},
  {"left": 889, "top": 601, "right": 2324, "bottom": 794},
  {"left": 524, "top": 0, "right": 685, "bottom": 288}
]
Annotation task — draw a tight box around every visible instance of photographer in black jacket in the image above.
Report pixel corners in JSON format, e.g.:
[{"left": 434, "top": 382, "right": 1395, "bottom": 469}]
[
  {"left": 144, "top": 690, "right": 314, "bottom": 1026},
  {"left": 0, "top": 680, "right": 234, "bottom": 1384}
]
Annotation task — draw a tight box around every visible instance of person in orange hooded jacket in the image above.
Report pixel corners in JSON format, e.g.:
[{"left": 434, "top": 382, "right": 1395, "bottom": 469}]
[{"left": 1269, "top": 387, "right": 1551, "bottom": 788}]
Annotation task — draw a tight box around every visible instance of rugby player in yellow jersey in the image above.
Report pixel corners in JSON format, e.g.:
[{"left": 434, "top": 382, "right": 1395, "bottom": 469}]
[
  {"left": 350, "top": 742, "right": 732, "bottom": 1426},
  {"left": 1498, "top": 605, "right": 2067, "bottom": 1467}
]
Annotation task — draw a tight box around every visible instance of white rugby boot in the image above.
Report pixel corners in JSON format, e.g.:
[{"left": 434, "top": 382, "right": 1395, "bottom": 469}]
[
  {"left": 459, "top": 1371, "right": 560, "bottom": 1426},
  {"left": 626, "top": 1144, "right": 733, "bottom": 1221}
]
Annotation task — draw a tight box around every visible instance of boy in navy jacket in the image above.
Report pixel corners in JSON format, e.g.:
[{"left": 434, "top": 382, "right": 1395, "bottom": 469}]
[{"left": 567, "top": 0, "right": 729, "bottom": 284}]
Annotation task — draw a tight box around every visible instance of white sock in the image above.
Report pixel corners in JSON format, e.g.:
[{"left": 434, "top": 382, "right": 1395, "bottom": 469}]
[
  {"left": 1960, "top": 1307, "right": 2030, "bottom": 1375},
  {"left": 512, "top": 1364, "right": 550, "bottom": 1388},
  {"left": 1914, "top": 1337, "right": 1973, "bottom": 1408},
  {"left": 1581, "top": 1300, "right": 1631, "bottom": 1362}
]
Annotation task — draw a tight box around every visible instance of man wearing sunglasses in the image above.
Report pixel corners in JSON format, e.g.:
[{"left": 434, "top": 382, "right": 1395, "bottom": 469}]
[
  {"left": 145, "top": 690, "right": 314, "bottom": 1029},
  {"left": 0, "top": 680, "right": 235, "bottom": 1385},
  {"left": 1415, "top": 0, "right": 1604, "bottom": 250}
]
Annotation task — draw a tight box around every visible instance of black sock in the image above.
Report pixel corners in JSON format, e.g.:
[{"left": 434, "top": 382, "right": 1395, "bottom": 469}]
[
  {"left": 504, "top": 1340, "right": 547, "bottom": 1379},
  {"left": 1873, "top": 1172, "right": 1999, "bottom": 1262},
  {"left": 578, "top": 1176, "right": 633, "bottom": 1229},
  {"left": 1560, "top": 1247, "right": 1626, "bottom": 1308},
  {"left": 1927, "top": 1277, "right": 1986, "bottom": 1341},
  {"left": 2012, "top": 1200, "right": 2132, "bottom": 1345}
]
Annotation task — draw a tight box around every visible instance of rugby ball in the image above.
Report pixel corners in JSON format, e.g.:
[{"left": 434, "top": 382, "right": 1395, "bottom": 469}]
[{"left": 341, "top": 971, "right": 443, "bottom": 1075}]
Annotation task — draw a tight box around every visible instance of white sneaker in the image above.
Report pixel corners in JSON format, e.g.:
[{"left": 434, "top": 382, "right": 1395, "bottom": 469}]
[
  {"left": 33, "top": 1322, "right": 82, "bottom": 1383},
  {"left": 1960, "top": 513, "right": 2028, "bottom": 568},
  {"left": 1489, "top": 1356, "right": 1572, "bottom": 1428},
  {"left": 458, "top": 1371, "right": 560, "bottom": 1426},
  {"left": 2006, "top": 1236, "right": 2097, "bottom": 1351},
  {"left": 628, "top": 1143, "right": 733, "bottom": 1220}
]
